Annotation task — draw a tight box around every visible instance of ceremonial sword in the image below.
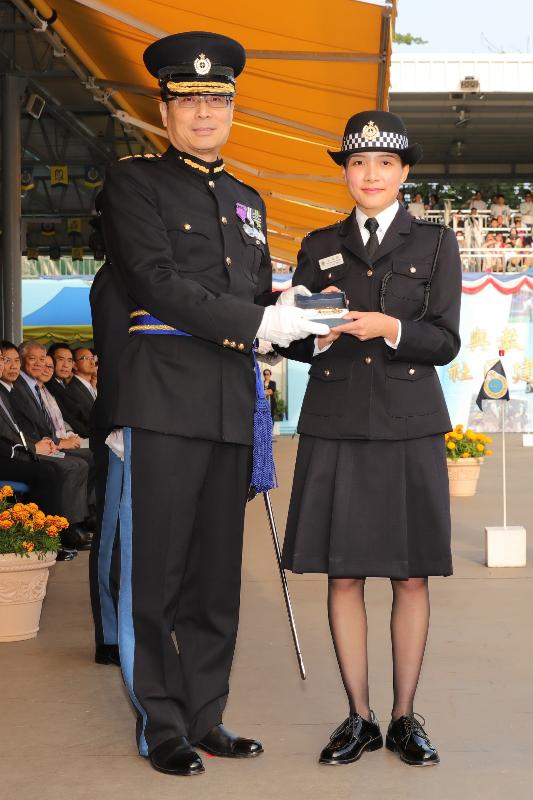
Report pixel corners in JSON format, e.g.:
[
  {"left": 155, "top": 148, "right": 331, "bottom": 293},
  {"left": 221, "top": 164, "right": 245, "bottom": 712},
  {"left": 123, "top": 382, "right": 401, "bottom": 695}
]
[{"left": 263, "top": 490, "right": 306, "bottom": 680}]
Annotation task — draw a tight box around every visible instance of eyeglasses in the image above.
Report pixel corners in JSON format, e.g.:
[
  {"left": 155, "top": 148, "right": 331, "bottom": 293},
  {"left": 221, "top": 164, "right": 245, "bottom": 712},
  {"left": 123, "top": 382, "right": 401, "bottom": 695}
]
[
  {"left": 76, "top": 355, "right": 96, "bottom": 363},
  {"left": 173, "top": 95, "right": 231, "bottom": 108}
]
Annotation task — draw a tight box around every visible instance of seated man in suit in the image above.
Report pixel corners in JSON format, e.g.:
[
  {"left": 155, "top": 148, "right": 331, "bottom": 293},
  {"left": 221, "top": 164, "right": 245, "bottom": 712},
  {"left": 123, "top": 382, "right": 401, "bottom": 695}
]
[
  {"left": 68, "top": 348, "right": 97, "bottom": 432},
  {"left": 1, "top": 340, "right": 92, "bottom": 550},
  {"left": 47, "top": 343, "right": 90, "bottom": 440}
]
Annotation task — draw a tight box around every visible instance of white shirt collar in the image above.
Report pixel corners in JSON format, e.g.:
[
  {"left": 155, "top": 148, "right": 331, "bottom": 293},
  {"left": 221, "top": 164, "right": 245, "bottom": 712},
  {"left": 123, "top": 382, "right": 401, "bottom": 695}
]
[
  {"left": 0, "top": 380, "right": 12, "bottom": 392},
  {"left": 355, "top": 200, "right": 399, "bottom": 241}
]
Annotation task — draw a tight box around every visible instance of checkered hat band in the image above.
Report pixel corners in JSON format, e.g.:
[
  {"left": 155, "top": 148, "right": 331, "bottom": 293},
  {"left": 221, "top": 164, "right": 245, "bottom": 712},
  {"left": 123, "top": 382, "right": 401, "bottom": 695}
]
[{"left": 342, "top": 131, "right": 409, "bottom": 151}]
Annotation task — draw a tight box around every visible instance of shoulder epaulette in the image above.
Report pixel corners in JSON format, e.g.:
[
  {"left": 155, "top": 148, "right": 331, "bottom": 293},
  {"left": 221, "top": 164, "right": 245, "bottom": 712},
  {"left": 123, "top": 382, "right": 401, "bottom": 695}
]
[
  {"left": 304, "top": 220, "right": 343, "bottom": 238},
  {"left": 118, "top": 152, "right": 162, "bottom": 162},
  {"left": 412, "top": 217, "right": 442, "bottom": 227}
]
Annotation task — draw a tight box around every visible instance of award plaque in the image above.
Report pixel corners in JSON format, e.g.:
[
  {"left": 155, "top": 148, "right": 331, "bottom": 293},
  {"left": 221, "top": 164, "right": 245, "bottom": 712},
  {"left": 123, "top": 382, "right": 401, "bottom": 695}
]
[{"left": 295, "top": 291, "right": 349, "bottom": 327}]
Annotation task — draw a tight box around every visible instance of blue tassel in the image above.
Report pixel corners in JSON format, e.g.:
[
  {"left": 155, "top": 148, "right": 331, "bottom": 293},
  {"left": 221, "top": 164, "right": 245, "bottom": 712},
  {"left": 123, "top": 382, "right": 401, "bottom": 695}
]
[{"left": 250, "top": 351, "right": 277, "bottom": 494}]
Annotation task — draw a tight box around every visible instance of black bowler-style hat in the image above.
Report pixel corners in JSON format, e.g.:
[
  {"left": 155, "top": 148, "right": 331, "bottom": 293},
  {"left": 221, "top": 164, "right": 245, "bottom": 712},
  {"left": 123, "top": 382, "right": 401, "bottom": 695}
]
[
  {"left": 143, "top": 31, "right": 246, "bottom": 100},
  {"left": 328, "top": 110, "right": 422, "bottom": 166}
]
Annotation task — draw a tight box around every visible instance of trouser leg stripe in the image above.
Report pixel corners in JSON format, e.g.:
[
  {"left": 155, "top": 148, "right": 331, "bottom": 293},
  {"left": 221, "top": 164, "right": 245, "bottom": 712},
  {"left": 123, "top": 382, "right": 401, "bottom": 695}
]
[{"left": 97, "top": 450, "right": 122, "bottom": 644}]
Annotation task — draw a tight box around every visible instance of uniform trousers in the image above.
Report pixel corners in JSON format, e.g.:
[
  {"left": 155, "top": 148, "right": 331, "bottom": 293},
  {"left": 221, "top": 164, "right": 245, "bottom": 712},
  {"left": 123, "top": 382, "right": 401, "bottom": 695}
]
[
  {"left": 0, "top": 453, "right": 60, "bottom": 511},
  {"left": 89, "top": 429, "right": 120, "bottom": 647},
  {"left": 119, "top": 427, "right": 251, "bottom": 756}
]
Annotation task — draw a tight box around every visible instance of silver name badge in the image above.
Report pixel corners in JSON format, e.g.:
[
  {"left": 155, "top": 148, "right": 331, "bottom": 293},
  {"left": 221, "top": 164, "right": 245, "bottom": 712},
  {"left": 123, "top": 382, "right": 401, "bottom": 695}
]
[{"left": 319, "top": 253, "right": 344, "bottom": 270}]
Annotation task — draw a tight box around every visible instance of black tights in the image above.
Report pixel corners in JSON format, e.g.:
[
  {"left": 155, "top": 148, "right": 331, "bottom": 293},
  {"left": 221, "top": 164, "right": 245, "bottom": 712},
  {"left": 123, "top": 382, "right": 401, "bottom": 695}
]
[{"left": 327, "top": 577, "right": 430, "bottom": 721}]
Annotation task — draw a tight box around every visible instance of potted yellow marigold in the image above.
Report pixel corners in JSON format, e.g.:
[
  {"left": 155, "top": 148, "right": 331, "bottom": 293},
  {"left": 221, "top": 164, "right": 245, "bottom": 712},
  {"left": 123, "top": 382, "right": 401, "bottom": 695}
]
[
  {"left": 0, "top": 486, "right": 68, "bottom": 641},
  {"left": 445, "top": 425, "right": 493, "bottom": 497}
]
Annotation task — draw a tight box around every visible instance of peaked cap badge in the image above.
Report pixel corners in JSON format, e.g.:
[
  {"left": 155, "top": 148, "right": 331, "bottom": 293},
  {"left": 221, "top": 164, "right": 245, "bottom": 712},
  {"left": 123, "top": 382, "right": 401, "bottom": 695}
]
[
  {"left": 362, "top": 120, "right": 379, "bottom": 141},
  {"left": 194, "top": 53, "right": 211, "bottom": 76}
]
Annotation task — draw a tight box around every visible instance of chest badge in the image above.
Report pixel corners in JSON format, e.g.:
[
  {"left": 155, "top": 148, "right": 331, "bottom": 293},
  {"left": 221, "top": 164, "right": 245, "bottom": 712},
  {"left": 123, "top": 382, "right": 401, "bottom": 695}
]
[
  {"left": 318, "top": 253, "right": 344, "bottom": 270},
  {"left": 236, "top": 202, "right": 266, "bottom": 244}
]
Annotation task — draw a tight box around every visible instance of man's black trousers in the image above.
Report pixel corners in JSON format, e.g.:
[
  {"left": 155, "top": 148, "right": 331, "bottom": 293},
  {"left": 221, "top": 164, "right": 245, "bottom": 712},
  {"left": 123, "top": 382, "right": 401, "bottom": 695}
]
[{"left": 118, "top": 428, "right": 251, "bottom": 756}]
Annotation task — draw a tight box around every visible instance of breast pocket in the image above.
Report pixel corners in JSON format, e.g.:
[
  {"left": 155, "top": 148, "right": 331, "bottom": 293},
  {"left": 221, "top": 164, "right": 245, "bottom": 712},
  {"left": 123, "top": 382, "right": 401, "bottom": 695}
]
[
  {"left": 385, "top": 363, "right": 441, "bottom": 418},
  {"left": 380, "top": 259, "right": 432, "bottom": 320},
  {"left": 166, "top": 215, "right": 214, "bottom": 274},
  {"left": 315, "top": 261, "right": 349, "bottom": 290},
  {"left": 237, "top": 224, "right": 265, "bottom": 284},
  {"left": 300, "top": 361, "right": 352, "bottom": 417}
]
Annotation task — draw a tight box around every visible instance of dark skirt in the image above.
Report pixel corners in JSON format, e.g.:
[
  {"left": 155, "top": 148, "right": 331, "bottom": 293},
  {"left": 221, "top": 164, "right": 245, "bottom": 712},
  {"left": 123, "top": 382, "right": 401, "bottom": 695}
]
[{"left": 281, "top": 434, "right": 452, "bottom": 579}]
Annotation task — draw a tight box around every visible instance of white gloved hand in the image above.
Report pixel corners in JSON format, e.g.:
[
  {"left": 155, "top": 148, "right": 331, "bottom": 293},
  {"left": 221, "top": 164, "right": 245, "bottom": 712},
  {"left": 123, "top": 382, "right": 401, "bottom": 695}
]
[
  {"left": 276, "top": 284, "right": 312, "bottom": 307},
  {"left": 105, "top": 428, "right": 124, "bottom": 462},
  {"left": 256, "top": 305, "right": 330, "bottom": 348}
]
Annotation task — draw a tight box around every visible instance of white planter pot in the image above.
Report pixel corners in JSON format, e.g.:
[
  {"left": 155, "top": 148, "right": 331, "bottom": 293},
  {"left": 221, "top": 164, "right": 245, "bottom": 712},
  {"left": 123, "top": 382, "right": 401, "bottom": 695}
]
[
  {"left": 485, "top": 526, "right": 527, "bottom": 568},
  {"left": 447, "top": 457, "right": 483, "bottom": 497},
  {"left": 522, "top": 434, "right": 533, "bottom": 447},
  {"left": 0, "top": 552, "right": 56, "bottom": 641}
]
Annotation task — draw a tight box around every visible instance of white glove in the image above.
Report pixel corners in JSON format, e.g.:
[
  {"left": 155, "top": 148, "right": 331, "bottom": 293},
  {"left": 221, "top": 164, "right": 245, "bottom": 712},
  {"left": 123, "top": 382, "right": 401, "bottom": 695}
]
[
  {"left": 256, "top": 305, "right": 330, "bottom": 348},
  {"left": 276, "top": 284, "right": 312, "bottom": 307},
  {"left": 105, "top": 428, "right": 124, "bottom": 462}
]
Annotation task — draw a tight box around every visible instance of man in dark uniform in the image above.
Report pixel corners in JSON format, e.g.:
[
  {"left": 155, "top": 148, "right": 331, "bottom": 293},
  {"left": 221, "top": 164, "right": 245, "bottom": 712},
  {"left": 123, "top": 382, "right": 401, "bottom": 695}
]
[{"left": 98, "top": 31, "right": 327, "bottom": 776}]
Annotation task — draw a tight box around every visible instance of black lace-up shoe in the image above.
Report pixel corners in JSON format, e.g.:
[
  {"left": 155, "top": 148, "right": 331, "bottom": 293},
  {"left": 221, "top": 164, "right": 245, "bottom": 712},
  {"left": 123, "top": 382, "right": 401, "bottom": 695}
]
[
  {"left": 196, "top": 724, "right": 263, "bottom": 758},
  {"left": 149, "top": 736, "right": 205, "bottom": 776},
  {"left": 319, "top": 712, "right": 383, "bottom": 765},
  {"left": 386, "top": 714, "right": 440, "bottom": 766}
]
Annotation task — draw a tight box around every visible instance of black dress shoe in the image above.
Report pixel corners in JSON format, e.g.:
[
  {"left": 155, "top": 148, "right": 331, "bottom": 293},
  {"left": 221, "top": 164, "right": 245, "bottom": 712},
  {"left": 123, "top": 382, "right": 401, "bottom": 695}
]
[
  {"left": 95, "top": 644, "right": 120, "bottom": 666},
  {"left": 386, "top": 714, "right": 440, "bottom": 766},
  {"left": 56, "top": 548, "right": 78, "bottom": 561},
  {"left": 196, "top": 724, "right": 263, "bottom": 758},
  {"left": 61, "top": 525, "right": 91, "bottom": 550},
  {"left": 149, "top": 737, "right": 204, "bottom": 776},
  {"left": 319, "top": 712, "right": 383, "bottom": 765}
]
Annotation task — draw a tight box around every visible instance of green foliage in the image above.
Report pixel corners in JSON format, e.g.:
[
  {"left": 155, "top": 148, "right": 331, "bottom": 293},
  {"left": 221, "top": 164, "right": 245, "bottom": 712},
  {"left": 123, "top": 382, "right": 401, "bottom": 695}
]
[
  {"left": 393, "top": 32, "right": 428, "bottom": 46},
  {"left": 273, "top": 390, "right": 286, "bottom": 422}
]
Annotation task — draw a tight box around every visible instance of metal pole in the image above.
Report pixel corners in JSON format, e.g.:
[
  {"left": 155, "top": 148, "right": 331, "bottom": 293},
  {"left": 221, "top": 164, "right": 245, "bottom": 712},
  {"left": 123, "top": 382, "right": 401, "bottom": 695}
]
[
  {"left": 263, "top": 491, "right": 306, "bottom": 680},
  {"left": 502, "top": 401, "right": 507, "bottom": 528},
  {"left": 1, "top": 74, "right": 25, "bottom": 344}
]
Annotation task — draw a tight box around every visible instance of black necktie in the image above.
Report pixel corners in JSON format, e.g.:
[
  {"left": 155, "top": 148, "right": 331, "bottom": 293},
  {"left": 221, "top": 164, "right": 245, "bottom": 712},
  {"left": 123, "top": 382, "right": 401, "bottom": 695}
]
[
  {"left": 364, "top": 217, "right": 380, "bottom": 260},
  {"left": 35, "top": 384, "right": 55, "bottom": 437}
]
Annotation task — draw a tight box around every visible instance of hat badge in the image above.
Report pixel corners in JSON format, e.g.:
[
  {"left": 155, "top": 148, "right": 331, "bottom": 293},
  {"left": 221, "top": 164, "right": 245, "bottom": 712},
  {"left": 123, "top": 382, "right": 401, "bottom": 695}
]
[
  {"left": 194, "top": 53, "right": 211, "bottom": 76},
  {"left": 362, "top": 120, "right": 379, "bottom": 141}
]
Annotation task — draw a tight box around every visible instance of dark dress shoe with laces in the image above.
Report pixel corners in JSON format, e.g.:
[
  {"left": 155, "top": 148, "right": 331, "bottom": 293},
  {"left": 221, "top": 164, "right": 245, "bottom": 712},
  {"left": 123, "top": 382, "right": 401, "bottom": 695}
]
[
  {"left": 386, "top": 714, "right": 440, "bottom": 766},
  {"left": 196, "top": 723, "right": 263, "bottom": 758},
  {"left": 56, "top": 548, "right": 78, "bottom": 561},
  {"left": 149, "top": 736, "right": 204, "bottom": 776},
  {"left": 61, "top": 525, "right": 91, "bottom": 550},
  {"left": 95, "top": 644, "right": 120, "bottom": 666},
  {"left": 319, "top": 711, "right": 383, "bottom": 765}
]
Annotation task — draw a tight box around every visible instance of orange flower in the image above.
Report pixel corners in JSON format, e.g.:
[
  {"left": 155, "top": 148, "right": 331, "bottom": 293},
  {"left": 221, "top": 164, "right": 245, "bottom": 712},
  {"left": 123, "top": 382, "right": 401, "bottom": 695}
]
[
  {"left": 26, "top": 502, "right": 38, "bottom": 513},
  {"left": 47, "top": 525, "right": 59, "bottom": 537},
  {"left": 0, "top": 485, "right": 14, "bottom": 498},
  {"left": 0, "top": 519, "right": 13, "bottom": 529},
  {"left": 22, "top": 540, "right": 34, "bottom": 552},
  {"left": 485, "top": 449, "right": 493, "bottom": 456},
  {"left": 476, "top": 443, "right": 485, "bottom": 452}
]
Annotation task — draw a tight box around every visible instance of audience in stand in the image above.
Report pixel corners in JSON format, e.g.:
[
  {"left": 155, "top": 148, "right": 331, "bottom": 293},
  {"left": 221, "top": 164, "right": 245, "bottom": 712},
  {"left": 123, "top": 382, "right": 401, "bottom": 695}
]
[
  {"left": 47, "top": 343, "right": 91, "bottom": 440},
  {"left": 0, "top": 340, "right": 93, "bottom": 551},
  {"left": 69, "top": 348, "right": 97, "bottom": 433},
  {"left": 407, "top": 192, "right": 426, "bottom": 217},
  {"left": 520, "top": 192, "right": 533, "bottom": 224},
  {"left": 469, "top": 190, "right": 487, "bottom": 211},
  {"left": 489, "top": 194, "right": 511, "bottom": 224}
]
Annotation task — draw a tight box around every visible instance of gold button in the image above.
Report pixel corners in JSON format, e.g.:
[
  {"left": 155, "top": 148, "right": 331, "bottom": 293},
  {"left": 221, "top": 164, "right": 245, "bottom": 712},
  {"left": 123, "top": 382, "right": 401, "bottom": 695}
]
[
  {"left": 230, "top": 341, "right": 236, "bottom": 348},
  {"left": 221, "top": 216, "right": 228, "bottom": 225},
  {"left": 208, "top": 180, "right": 215, "bottom": 189},
  {"left": 238, "top": 343, "right": 245, "bottom": 351},
  {"left": 408, "top": 368, "right": 416, "bottom": 375},
  {"left": 367, "top": 269, "right": 373, "bottom": 277},
  {"left": 223, "top": 338, "right": 230, "bottom": 346},
  {"left": 256, "top": 239, "right": 261, "bottom": 246},
  {"left": 183, "top": 223, "right": 191, "bottom": 231},
  {"left": 324, "top": 369, "right": 330, "bottom": 376},
  {"left": 365, "top": 356, "right": 372, "bottom": 365},
  {"left": 409, "top": 266, "right": 417, "bottom": 273},
  {"left": 225, "top": 256, "right": 232, "bottom": 266},
  {"left": 327, "top": 272, "right": 332, "bottom": 279}
]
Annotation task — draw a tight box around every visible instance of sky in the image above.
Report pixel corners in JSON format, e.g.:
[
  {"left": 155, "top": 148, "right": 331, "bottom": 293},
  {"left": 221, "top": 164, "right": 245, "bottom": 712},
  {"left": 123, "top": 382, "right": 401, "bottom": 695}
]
[{"left": 393, "top": 0, "right": 533, "bottom": 53}]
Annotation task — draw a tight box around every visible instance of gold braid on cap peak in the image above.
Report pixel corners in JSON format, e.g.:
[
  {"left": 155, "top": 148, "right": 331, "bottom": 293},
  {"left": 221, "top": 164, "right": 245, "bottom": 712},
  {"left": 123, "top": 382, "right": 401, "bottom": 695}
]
[{"left": 166, "top": 80, "right": 234, "bottom": 95}]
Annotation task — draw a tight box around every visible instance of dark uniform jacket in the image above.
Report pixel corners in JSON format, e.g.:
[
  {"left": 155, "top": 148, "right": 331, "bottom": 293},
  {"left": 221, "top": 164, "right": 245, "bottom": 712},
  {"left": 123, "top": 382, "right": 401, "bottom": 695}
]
[
  {"left": 280, "top": 205, "right": 462, "bottom": 440},
  {"left": 101, "top": 146, "right": 274, "bottom": 445}
]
